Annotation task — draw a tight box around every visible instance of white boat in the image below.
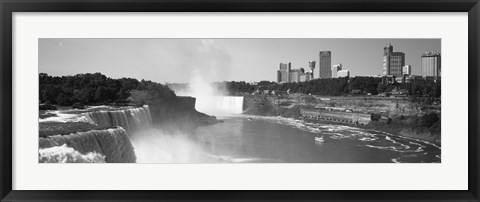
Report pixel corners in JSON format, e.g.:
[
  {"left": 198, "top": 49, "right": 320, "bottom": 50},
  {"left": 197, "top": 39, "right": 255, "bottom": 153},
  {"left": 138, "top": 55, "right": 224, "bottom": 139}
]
[{"left": 315, "top": 136, "right": 325, "bottom": 143}]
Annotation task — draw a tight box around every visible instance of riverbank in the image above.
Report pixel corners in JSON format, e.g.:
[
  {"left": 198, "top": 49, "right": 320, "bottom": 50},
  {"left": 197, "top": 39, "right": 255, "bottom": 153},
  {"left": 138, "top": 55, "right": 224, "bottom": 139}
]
[
  {"left": 300, "top": 116, "right": 440, "bottom": 144},
  {"left": 243, "top": 94, "right": 441, "bottom": 144}
]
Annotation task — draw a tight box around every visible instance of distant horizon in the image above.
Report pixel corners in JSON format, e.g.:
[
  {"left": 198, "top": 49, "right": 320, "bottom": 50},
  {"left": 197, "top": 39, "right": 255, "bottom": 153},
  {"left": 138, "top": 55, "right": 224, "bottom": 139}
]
[{"left": 39, "top": 38, "right": 441, "bottom": 84}]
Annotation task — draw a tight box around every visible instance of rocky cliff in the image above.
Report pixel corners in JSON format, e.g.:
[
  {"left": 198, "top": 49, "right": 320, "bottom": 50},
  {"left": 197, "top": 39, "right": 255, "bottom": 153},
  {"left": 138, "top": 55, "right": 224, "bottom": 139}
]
[{"left": 147, "top": 96, "right": 218, "bottom": 131}]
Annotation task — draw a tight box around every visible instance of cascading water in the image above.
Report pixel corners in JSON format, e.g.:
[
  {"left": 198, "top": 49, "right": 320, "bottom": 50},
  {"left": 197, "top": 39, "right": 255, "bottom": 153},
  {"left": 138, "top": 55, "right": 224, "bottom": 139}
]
[
  {"left": 195, "top": 96, "right": 244, "bottom": 115},
  {"left": 39, "top": 106, "right": 153, "bottom": 163},
  {"left": 39, "top": 127, "right": 136, "bottom": 163},
  {"left": 85, "top": 105, "right": 152, "bottom": 133}
]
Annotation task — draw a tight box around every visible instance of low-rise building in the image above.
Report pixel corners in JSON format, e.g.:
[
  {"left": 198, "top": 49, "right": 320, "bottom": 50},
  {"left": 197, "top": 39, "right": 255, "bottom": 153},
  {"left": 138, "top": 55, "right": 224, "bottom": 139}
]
[
  {"left": 300, "top": 108, "right": 371, "bottom": 125},
  {"left": 405, "top": 75, "right": 425, "bottom": 84},
  {"left": 332, "top": 64, "right": 342, "bottom": 78},
  {"left": 382, "top": 75, "right": 396, "bottom": 84},
  {"left": 402, "top": 65, "right": 412, "bottom": 75},
  {"left": 337, "top": 70, "right": 350, "bottom": 78}
]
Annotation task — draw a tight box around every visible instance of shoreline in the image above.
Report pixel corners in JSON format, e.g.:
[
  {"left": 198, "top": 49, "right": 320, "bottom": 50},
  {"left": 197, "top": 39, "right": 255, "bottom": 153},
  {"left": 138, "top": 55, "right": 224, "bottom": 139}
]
[
  {"left": 298, "top": 116, "right": 441, "bottom": 146},
  {"left": 217, "top": 113, "right": 441, "bottom": 148},
  {"left": 242, "top": 112, "right": 440, "bottom": 145},
  {"left": 242, "top": 94, "right": 441, "bottom": 145}
]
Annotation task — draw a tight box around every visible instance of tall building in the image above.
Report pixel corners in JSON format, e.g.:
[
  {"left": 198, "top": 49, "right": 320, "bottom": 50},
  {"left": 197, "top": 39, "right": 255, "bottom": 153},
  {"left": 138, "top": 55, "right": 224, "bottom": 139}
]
[
  {"left": 277, "top": 63, "right": 311, "bottom": 83},
  {"left": 332, "top": 64, "right": 342, "bottom": 78},
  {"left": 319, "top": 51, "right": 332, "bottom": 79},
  {"left": 421, "top": 51, "right": 441, "bottom": 77},
  {"left": 308, "top": 61, "right": 316, "bottom": 79},
  {"left": 383, "top": 43, "right": 405, "bottom": 77},
  {"left": 337, "top": 70, "right": 350, "bottom": 78},
  {"left": 402, "top": 65, "right": 412, "bottom": 75},
  {"left": 277, "top": 62, "right": 291, "bottom": 83},
  {"left": 289, "top": 68, "right": 304, "bottom": 83}
]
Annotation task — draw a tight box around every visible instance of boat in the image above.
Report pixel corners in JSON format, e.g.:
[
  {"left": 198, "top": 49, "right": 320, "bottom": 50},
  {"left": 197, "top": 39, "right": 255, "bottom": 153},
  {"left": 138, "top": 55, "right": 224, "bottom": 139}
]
[{"left": 315, "top": 136, "right": 325, "bottom": 143}]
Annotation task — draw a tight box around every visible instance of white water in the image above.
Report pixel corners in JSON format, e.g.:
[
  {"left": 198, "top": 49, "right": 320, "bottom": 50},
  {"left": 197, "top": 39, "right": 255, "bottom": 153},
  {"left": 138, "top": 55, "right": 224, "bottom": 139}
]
[
  {"left": 130, "top": 128, "right": 271, "bottom": 163},
  {"left": 85, "top": 106, "right": 152, "bottom": 132},
  {"left": 39, "top": 144, "right": 106, "bottom": 163},
  {"left": 40, "top": 105, "right": 153, "bottom": 134},
  {"left": 39, "top": 127, "right": 137, "bottom": 163},
  {"left": 195, "top": 96, "right": 244, "bottom": 115},
  {"left": 39, "top": 106, "right": 151, "bottom": 163},
  {"left": 130, "top": 129, "right": 216, "bottom": 163}
]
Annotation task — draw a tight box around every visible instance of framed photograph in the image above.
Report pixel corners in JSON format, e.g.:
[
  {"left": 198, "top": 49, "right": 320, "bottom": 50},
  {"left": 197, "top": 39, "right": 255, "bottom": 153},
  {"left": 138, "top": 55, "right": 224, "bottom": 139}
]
[{"left": 1, "top": 0, "right": 479, "bottom": 201}]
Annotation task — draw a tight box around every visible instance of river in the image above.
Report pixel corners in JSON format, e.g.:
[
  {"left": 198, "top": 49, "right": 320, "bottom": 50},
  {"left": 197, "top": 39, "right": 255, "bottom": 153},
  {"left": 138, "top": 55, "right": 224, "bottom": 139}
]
[{"left": 132, "top": 115, "right": 441, "bottom": 163}]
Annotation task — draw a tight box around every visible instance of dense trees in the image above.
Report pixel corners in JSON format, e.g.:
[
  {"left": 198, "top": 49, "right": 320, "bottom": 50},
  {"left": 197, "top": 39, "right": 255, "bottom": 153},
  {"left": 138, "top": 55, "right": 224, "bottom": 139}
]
[
  {"left": 39, "top": 73, "right": 175, "bottom": 106},
  {"left": 219, "top": 76, "right": 440, "bottom": 99},
  {"left": 52, "top": 72, "right": 439, "bottom": 107}
]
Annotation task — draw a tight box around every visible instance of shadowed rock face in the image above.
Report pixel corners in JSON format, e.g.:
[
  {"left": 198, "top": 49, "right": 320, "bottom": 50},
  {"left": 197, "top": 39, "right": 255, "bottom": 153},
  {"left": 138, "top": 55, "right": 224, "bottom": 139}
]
[
  {"left": 147, "top": 96, "right": 218, "bottom": 131},
  {"left": 39, "top": 127, "right": 136, "bottom": 163}
]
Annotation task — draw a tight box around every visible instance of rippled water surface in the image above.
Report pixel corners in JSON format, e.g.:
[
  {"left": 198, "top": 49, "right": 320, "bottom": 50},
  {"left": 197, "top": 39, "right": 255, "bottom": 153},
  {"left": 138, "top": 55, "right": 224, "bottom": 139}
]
[{"left": 192, "top": 115, "right": 440, "bottom": 163}]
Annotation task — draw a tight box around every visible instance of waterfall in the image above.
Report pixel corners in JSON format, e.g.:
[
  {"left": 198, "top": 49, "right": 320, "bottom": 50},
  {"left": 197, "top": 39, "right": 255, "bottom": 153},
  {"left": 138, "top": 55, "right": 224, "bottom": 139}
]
[
  {"left": 195, "top": 96, "right": 244, "bottom": 115},
  {"left": 85, "top": 105, "right": 152, "bottom": 133},
  {"left": 218, "top": 96, "right": 244, "bottom": 114},
  {"left": 39, "top": 127, "right": 136, "bottom": 163}
]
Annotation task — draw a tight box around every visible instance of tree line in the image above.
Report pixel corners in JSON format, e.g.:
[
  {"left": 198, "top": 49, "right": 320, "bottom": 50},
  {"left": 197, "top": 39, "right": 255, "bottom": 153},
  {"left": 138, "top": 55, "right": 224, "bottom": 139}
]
[
  {"left": 218, "top": 76, "right": 441, "bottom": 99},
  {"left": 39, "top": 73, "right": 176, "bottom": 106},
  {"left": 42, "top": 72, "right": 440, "bottom": 107}
]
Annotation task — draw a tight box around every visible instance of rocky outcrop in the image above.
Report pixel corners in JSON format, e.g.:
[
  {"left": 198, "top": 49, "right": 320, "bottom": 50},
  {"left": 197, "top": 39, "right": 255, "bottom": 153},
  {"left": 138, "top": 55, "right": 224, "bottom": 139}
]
[{"left": 147, "top": 96, "right": 218, "bottom": 131}]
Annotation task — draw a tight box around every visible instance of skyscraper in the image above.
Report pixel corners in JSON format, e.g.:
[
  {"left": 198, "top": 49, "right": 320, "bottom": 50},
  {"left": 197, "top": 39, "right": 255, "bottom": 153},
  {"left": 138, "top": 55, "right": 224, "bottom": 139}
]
[
  {"left": 383, "top": 43, "right": 405, "bottom": 77},
  {"left": 421, "top": 51, "right": 441, "bottom": 77},
  {"left": 308, "top": 61, "right": 316, "bottom": 79},
  {"left": 276, "top": 63, "right": 310, "bottom": 83},
  {"left": 277, "top": 62, "right": 291, "bottom": 83},
  {"left": 319, "top": 51, "right": 332, "bottom": 79}
]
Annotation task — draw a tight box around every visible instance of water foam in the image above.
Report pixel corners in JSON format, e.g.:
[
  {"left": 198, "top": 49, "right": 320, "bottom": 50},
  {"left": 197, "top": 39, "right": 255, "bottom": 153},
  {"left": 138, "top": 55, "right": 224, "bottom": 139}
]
[
  {"left": 130, "top": 129, "right": 217, "bottom": 163},
  {"left": 85, "top": 105, "right": 152, "bottom": 133},
  {"left": 39, "top": 127, "right": 136, "bottom": 163},
  {"left": 40, "top": 105, "right": 153, "bottom": 134},
  {"left": 246, "top": 115, "right": 439, "bottom": 155},
  {"left": 39, "top": 144, "right": 106, "bottom": 163}
]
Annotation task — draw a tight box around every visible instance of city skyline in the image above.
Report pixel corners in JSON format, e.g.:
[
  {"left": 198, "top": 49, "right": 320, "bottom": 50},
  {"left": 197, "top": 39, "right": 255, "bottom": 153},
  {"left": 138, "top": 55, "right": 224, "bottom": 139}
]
[{"left": 39, "top": 38, "right": 440, "bottom": 84}]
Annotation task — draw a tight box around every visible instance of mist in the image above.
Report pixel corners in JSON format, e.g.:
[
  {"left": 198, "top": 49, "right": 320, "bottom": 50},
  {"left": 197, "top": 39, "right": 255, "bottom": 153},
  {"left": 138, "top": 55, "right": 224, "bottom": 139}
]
[
  {"left": 174, "top": 39, "right": 243, "bottom": 116},
  {"left": 130, "top": 129, "right": 217, "bottom": 163}
]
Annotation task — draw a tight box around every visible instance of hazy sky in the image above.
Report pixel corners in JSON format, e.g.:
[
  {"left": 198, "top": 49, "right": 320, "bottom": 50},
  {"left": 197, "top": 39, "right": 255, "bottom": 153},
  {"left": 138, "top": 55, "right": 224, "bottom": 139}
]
[{"left": 39, "top": 38, "right": 440, "bottom": 83}]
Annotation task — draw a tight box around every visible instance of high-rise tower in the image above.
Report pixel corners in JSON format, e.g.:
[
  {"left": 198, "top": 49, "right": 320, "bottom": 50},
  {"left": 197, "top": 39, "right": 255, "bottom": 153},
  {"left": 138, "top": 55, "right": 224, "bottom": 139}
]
[
  {"left": 319, "top": 51, "right": 332, "bottom": 79},
  {"left": 383, "top": 43, "right": 405, "bottom": 77},
  {"left": 421, "top": 51, "right": 441, "bottom": 77},
  {"left": 308, "top": 61, "right": 316, "bottom": 79}
]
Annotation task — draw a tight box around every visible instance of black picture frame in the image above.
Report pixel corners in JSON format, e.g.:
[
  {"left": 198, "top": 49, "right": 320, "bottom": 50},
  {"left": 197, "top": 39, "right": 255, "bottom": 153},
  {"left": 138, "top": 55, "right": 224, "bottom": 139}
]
[{"left": 1, "top": 0, "right": 479, "bottom": 201}]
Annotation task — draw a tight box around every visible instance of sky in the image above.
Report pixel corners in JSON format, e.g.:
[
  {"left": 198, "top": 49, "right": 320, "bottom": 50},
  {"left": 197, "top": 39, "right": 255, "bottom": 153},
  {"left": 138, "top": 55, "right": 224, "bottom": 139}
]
[{"left": 39, "top": 38, "right": 440, "bottom": 84}]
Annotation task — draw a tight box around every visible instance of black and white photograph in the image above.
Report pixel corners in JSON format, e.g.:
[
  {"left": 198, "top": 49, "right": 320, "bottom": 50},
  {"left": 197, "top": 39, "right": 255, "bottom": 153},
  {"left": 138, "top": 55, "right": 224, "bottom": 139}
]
[{"left": 38, "top": 38, "right": 441, "bottom": 163}]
